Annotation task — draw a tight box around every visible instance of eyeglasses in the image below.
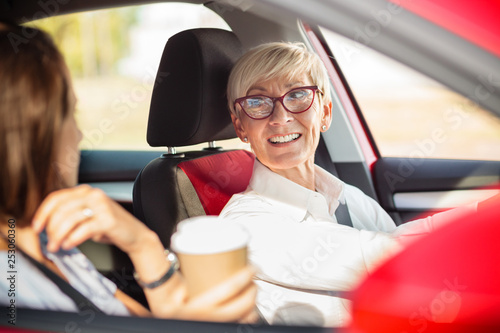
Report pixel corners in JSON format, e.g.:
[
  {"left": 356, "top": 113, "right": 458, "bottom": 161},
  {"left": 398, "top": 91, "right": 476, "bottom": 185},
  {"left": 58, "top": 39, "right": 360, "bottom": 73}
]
[{"left": 234, "top": 85, "right": 321, "bottom": 120}]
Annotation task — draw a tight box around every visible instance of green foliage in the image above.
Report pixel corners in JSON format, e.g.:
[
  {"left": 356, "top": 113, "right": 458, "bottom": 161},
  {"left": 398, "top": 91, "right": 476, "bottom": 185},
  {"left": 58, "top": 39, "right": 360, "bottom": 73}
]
[{"left": 27, "top": 7, "right": 139, "bottom": 77}]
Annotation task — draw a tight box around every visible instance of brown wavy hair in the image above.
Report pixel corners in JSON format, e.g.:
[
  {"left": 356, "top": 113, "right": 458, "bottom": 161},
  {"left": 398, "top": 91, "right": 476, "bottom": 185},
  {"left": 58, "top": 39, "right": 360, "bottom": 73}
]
[{"left": 0, "top": 22, "right": 71, "bottom": 226}]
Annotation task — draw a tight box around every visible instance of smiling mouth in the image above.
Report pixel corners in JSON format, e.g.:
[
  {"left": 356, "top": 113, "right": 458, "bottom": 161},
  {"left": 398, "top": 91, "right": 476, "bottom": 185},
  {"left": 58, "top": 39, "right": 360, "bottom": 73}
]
[{"left": 268, "top": 133, "right": 301, "bottom": 144}]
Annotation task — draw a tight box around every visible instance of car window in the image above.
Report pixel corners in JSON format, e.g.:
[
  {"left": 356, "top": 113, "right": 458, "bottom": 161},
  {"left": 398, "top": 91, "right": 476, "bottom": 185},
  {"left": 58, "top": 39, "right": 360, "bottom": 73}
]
[
  {"left": 322, "top": 28, "right": 500, "bottom": 161},
  {"left": 28, "top": 3, "right": 246, "bottom": 152}
]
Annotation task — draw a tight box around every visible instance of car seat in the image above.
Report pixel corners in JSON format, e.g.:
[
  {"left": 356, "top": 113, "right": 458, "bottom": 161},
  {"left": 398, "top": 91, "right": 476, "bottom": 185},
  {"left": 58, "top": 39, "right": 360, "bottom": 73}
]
[{"left": 133, "top": 28, "right": 255, "bottom": 248}]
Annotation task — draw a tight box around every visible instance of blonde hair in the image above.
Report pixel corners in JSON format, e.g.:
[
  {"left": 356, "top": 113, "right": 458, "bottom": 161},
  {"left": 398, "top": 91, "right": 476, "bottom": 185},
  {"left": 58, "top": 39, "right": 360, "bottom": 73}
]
[
  {"left": 0, "top": 23, "right": 71, "bottom": 225},
  {"left": 227, "top": 42, "right": 331, "bottom": 116}
]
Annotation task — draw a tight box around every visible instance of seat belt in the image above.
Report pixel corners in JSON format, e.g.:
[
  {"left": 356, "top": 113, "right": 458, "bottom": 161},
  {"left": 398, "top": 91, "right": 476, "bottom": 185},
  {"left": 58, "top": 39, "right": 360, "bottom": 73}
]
[
  {"left": 316, "top": 137, "right": 353, "bottom": 227},
  {"left": 177, "top": 146, "right": 354, "bottom": 227},
  {"left": 335, "top": 201, "right": 353, "bottom": 227},
  {"left": 176, "top": 167, "right": 207, "bottom": 217}
]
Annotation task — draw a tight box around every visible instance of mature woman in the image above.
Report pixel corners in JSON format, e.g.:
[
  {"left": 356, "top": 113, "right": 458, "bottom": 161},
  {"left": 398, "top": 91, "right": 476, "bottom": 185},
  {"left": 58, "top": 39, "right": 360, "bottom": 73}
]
[
  {"left": 0, "top": 22, "right": 256, "bottom": 322},
  {"left": 220, "top": 42, "right": 488, "bottom": 327}
]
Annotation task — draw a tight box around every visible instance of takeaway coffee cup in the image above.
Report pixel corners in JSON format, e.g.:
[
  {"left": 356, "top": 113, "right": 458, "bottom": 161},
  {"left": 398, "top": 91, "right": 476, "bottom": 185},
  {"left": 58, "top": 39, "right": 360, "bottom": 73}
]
[{"left": 170, "top": 216, "right": 249, "bottom": 298}]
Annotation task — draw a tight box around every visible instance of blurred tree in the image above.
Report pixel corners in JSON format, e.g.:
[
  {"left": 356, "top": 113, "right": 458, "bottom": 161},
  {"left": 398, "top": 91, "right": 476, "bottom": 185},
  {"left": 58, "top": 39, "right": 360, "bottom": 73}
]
[{"left": 27, "top": 7, "right": 139, "bottom": 78}]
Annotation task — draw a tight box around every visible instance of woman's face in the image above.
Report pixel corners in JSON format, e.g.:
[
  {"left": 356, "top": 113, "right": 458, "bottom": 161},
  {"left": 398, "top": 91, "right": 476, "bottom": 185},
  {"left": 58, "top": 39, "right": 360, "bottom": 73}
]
[
  {"left": 231, "top": 73, "right": 332, "bottom": 173},
  {"left": 55, "top": 87, "right": 82, "bottom": 187}
]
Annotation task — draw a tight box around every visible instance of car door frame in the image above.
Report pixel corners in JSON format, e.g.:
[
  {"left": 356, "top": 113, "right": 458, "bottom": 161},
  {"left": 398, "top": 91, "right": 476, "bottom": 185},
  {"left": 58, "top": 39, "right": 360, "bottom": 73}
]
[{"left": 301, "top": 21, "right": 500, "bottom": 225}]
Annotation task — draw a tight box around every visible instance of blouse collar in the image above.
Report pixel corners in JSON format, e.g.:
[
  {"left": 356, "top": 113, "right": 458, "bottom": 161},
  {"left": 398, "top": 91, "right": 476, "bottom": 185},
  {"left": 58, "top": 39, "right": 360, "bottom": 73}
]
[{"left": 249, "top": 160, "right": 345, "bottom": 220}]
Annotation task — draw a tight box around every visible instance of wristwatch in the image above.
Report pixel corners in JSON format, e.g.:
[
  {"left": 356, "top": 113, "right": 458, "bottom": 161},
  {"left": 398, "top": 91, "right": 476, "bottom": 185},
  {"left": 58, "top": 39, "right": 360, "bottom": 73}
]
[{"left": 133, "top": 250, "right": 179, "bottom": 289}]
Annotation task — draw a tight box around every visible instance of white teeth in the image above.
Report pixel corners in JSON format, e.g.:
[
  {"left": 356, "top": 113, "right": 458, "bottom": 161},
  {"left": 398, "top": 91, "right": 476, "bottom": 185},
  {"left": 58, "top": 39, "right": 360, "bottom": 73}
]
[{"left": 269, "top": 133, "right": 300, "bottom": 143}]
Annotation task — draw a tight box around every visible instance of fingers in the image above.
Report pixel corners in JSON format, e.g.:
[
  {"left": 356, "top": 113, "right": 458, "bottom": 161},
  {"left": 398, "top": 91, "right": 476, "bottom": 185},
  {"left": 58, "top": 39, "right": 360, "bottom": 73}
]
[
  {"left": 188, "top": 265, "right": 256, "bottom": 308},
  {"left": 47, "top": 205, "right": 96, "bottom": 251},
  {"left": 32, "top": 185, "right": 95, "bottom": 252},
  {"left": 32, "top": 185, "right": 119, "bottom": 252},
  {"left": 209, "top": 282, "right": 258, "bottom": 323},
  {"left": 148, "top": 273, "right": 190, "bottom": 318},
  {"left": 59, "top": 221, "right": 98, "bottom": 250},
  {"left": 239, "top": 307, "right": 260, "bottom": 324},
  {"left": 32, "top": 185, "right": 92, "bottom": 233},
  {"left": 185, "top": 280, "right": 257, "bottom": 323},
  {"left": 180, "top": 266, "right": 258, "bottom": 322},
  {"left": 32, "top": 184, "right": 152, "bottom": 255},
  {"left": 151, "top": 267, "right": 258, "bottom": 323}
]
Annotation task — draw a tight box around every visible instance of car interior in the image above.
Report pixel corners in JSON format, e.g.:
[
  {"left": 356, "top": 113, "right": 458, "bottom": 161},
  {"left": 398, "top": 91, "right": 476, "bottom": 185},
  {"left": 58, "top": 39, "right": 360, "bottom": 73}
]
[
  {"left": 96, "top": 22, "right": 373, "bottom": 309},
  {"left": 1, "top": 0, "right": 500, "bottom": 331},
  {"left": 133, "top": 27, "right": 254, "bottom": 248}
]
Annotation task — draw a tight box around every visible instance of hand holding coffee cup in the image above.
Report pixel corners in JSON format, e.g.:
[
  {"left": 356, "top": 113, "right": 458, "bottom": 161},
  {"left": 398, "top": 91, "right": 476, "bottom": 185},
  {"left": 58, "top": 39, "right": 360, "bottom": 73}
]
[{"left": 171, "top": 216, "right": 250, "bottom": 298}]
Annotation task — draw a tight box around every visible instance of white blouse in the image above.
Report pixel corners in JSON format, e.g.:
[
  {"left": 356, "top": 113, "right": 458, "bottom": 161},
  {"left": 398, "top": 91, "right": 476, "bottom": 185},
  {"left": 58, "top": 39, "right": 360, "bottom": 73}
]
[{"left": 220, "top": 160, "right": 477, "bottom": 327}]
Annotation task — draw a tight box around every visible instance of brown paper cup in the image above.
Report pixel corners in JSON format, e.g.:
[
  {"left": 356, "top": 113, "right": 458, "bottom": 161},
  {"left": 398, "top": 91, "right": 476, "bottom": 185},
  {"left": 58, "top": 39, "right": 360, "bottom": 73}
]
[{"left": 171, "top": 216, "right": 249, "bottom": 298}]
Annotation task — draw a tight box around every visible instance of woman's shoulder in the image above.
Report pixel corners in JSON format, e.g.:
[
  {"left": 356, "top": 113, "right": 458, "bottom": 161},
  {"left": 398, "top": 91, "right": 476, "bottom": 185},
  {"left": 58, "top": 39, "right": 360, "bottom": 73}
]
[
  {"left": 0, "top": 250, "right": 79, "bottom": 311},
  {"left": 342, "top": 184, "right": 397, "bottom": 232},
  {"left": 0, "top": 248, "right": 129, "bottom": 315},
  {"left": 222, "top": 188, "right": 270, "bottom": 213}
]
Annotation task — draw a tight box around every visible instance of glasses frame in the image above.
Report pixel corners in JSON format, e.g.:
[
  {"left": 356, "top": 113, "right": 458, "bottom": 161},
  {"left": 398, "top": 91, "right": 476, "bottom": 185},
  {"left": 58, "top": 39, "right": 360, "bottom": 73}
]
[{"left": 234, "top": 85, "right": 321, "bottom": 120}]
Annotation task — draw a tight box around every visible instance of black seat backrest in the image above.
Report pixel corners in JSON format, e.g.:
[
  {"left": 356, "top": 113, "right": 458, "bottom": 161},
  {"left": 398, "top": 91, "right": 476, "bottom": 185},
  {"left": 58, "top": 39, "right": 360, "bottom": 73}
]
[{"left": 133, "top": 28, "right": 245, "bottom": 247}]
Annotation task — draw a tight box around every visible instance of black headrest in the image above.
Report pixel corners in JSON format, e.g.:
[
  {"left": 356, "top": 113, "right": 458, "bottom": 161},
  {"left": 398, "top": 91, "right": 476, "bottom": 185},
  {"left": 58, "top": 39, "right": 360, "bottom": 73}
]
[{"left": 147, "top": 28, "right": 243, "bottom": 147}]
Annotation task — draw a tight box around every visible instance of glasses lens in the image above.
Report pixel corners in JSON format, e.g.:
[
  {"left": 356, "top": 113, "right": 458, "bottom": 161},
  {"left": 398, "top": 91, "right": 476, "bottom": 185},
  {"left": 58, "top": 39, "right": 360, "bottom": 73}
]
[
  {"left": 283, "top": 88, "right": 314, "bottom": 112},
  {"left": 241, "top": 97, "right": 273, "bottom": 119}
]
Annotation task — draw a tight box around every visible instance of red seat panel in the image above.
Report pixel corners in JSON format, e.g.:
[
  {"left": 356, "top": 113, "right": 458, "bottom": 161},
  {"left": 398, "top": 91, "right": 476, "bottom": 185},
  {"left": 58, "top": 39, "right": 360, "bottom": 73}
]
[{"left": 178, "top": 150, "right": 255, "bottom": 215}]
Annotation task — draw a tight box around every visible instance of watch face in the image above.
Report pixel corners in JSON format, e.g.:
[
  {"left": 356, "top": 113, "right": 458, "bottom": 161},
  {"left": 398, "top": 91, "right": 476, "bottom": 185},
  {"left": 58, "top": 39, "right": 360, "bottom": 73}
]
[
  {"left": 134, "top": 250, "right": 179, "bottom": 289},
  {"left": 167, "top": 251, "right": 180, "bottom": 270}
]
